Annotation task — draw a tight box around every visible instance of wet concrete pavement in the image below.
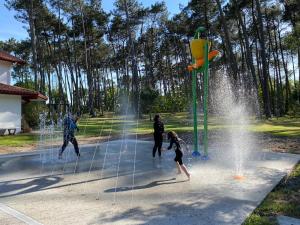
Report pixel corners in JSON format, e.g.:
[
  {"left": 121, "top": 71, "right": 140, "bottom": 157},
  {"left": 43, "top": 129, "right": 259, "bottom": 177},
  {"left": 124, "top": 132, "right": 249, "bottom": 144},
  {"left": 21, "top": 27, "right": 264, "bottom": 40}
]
[{"left": 0, "top": 139, "right": 299, "bottom": 225}]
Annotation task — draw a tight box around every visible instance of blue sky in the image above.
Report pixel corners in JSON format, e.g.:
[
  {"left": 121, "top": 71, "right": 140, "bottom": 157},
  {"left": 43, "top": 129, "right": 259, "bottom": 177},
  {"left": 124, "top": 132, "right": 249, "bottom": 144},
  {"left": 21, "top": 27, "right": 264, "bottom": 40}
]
[{"left": 0, "top": 0, "right": 189, "bottom": 41}]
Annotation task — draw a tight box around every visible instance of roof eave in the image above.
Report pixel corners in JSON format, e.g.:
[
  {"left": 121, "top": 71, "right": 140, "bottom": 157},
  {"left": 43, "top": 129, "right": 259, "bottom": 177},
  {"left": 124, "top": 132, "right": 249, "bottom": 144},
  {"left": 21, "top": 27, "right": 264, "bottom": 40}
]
[{"left": 22, "top": 93, "right": 48, "bottom": 102}]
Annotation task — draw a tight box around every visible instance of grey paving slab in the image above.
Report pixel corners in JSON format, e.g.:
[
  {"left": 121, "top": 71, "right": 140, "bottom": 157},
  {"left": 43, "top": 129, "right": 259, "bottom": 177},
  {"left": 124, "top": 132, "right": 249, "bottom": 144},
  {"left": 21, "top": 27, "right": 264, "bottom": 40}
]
[
  {"left": 277, "top": 216, "right": 300, "bottom": 225},
  {"left": 0, "top": 139, "right": 299, "bottom": 225},
  {"left": 0, "top": 210, "right": 26, "bottom": 225},
  {"left": 0, "top": 203, "right": 42, "bottom": 225}
]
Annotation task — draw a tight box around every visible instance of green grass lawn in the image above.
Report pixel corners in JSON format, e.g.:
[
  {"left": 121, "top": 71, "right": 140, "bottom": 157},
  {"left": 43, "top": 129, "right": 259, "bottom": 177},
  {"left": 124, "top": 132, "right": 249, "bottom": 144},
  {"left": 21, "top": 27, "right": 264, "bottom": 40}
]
[
  {"left": 0, "top": 112, "right": 299, "bottom": 147},
  {"left": 249, "top": 117, "right": 300, "bottom": 137},
  {"left": 76, "top": 112, "right": 194, "bottom": 137},
  {"left": 0, "top": 133, "right": 37, "bottom": 147},
  {"left": 77, "top": 113, "right": 300, "bottom": 137},
  {"left": 243, "top": 163, "right": 300, "bottom": 225}
]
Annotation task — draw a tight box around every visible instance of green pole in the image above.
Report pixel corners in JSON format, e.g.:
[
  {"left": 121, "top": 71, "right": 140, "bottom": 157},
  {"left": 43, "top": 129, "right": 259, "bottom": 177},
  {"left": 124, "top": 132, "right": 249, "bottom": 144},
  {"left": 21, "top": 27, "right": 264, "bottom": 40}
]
[
  {"left": 191, "top": 26, "right": 205, "bottom": 157},
  {"left": 192, "top": 68, "right": 198, "bottom": 153},
  {"left": 203, "top": 41, "right": 209, "bottom": 157}
]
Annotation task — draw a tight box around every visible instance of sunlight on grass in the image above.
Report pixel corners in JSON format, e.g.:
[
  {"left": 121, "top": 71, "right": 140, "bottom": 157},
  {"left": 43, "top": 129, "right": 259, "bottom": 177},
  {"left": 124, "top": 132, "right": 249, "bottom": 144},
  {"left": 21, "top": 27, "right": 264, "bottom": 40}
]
[
  {"left": 78, "top": 112, "right": 300, "bottom": 137},
  {"left": 0, "top": 113, "right": 299, "bottom": 147},
  {"left": 249, "top": 118, "right": 300, "bottom": 137},
  {"left": 0, "top": 133, "right": 38, "bottom": 147}
]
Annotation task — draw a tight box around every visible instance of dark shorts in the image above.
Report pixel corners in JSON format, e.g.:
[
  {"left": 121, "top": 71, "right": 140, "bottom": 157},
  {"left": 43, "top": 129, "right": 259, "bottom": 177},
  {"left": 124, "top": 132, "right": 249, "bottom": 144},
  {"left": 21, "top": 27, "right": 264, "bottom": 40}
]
[{"left": 174, "top": 150, "right": 183, "bottom": 165}]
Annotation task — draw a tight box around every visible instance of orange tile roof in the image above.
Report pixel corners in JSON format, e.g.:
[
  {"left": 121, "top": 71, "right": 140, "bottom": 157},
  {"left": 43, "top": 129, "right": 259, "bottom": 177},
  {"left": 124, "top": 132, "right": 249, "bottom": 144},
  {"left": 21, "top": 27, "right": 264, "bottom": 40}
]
[
  {"left": 0, "top": 50, "right": 26, "bottom": 64},
  {"left": 0, "top": 83, "right": 47, "bottom": 101}
]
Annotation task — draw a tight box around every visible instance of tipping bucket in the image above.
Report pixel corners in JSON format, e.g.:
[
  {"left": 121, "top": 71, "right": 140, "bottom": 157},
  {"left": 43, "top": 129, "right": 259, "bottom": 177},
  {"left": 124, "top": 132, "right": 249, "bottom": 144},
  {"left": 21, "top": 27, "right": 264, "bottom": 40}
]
[
  {"left": 190, "top": 39, "right": 211, "bottom": 60},
  {"left": 190, "top": 39, "right": 206, "bottom": 60}
]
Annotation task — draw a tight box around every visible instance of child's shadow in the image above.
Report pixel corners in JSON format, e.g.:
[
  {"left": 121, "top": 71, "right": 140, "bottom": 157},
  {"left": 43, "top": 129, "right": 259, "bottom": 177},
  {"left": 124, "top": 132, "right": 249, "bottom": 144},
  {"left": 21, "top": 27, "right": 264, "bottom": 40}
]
[{"left": 104, "top": 178, "right": 187, "bottom": 193}]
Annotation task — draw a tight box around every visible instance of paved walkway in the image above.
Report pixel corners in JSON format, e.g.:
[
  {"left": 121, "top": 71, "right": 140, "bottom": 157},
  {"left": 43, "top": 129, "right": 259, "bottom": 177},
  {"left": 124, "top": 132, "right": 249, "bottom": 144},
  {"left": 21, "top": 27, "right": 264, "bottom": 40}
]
[
  {"left": 277, "top": 216, "right": 300, "bottom": 225},
  {"left": 0, "top": 140, "right": 299, "bottom": 225}
]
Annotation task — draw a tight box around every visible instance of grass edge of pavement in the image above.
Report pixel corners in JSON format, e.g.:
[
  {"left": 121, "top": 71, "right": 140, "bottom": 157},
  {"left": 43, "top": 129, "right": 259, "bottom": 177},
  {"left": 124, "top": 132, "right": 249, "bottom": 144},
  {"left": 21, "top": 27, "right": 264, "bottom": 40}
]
[{"left": 243, "top": 161, "right": 300, "bottom": 225}]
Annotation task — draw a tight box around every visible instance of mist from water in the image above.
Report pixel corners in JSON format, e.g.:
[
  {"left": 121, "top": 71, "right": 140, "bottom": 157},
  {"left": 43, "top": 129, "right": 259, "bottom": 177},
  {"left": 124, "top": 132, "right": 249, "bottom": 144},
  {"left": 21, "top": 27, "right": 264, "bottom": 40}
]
[{"left": 210, "top": 70, "right": 258, "bottom": 176}]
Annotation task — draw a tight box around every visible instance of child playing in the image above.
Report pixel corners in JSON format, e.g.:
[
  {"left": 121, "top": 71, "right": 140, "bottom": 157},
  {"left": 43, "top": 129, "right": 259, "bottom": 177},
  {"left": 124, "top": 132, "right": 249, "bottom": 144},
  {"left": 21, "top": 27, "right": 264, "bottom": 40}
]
[
  {"left": 167, "top": 131, "right": 190, "bottom": 180},
  {"left": 58, "top": 113, "right": 80, "bottom": 159},
  {"left": 152, "top": 114, "right": 164, "bottom": 158}
]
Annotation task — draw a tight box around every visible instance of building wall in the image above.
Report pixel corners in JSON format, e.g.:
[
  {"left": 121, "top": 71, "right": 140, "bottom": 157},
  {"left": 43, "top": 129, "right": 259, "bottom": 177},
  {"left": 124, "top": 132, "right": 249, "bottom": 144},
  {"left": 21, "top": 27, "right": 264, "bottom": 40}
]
[
  {"left": 0, "top": 60, "right": 12, "bottom": 85},
  {"left": 0, "top": 94, "right": 21, "bottom": 134}
]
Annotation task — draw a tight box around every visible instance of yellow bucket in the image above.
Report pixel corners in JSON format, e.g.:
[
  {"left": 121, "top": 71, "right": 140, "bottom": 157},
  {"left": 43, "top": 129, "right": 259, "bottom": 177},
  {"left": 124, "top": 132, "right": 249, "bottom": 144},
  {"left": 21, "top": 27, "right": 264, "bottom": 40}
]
[{"left": 190, "top": 39, "right": 209, "bottom": 60}]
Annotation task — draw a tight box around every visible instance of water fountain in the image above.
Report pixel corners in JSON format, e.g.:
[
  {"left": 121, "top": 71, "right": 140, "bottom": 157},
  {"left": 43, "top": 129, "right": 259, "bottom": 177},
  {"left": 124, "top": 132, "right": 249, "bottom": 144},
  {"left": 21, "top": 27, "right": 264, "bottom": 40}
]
[
  {"left": 210, "top": 70, "right": 258, "bottom": 180},
  {"left": 39, "top": 113, "right": 55, "bottom": 166},
  {"left": 112, "top": 92, "right": 132, "bottom": 204},
  {"left": 186, "top": 26, "right": 259, "bottom": 179}
]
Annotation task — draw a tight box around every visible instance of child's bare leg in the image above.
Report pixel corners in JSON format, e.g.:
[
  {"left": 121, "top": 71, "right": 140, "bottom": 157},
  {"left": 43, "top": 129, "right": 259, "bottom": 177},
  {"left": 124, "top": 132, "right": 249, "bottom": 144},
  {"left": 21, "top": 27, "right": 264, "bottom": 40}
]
[
  {"left": 180, "top": 164, "right": 190, "bottom": 179},
  {"left": 176, "top": 162, "right": 181, "bottom": 174}
]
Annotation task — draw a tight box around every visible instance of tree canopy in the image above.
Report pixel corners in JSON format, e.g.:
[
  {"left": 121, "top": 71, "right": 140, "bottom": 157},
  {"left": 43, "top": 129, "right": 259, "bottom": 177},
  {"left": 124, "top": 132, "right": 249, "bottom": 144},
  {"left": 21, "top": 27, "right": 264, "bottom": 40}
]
[{"left": 2, "top": 0, "right": 299, "bottom": 118}]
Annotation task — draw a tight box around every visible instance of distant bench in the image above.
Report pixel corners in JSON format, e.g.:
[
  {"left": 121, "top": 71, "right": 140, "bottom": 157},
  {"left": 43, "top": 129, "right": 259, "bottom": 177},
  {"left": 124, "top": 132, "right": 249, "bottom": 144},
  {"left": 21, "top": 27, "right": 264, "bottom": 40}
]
[
  {"left": 0, "top": 128, "right": 16, "bottom": 135},
  {"left": 8, "top": 129, "right": 16, "bottom": 135},
  {"left": 0, "top": 129, "right": 5, "bottom": 136}
]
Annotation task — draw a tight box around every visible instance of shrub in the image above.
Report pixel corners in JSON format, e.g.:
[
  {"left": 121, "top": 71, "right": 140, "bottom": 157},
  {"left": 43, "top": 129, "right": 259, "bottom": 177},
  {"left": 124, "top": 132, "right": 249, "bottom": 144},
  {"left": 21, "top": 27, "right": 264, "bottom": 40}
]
[{"left": 22, "top": 102, "right": 47, "bottom": 130}]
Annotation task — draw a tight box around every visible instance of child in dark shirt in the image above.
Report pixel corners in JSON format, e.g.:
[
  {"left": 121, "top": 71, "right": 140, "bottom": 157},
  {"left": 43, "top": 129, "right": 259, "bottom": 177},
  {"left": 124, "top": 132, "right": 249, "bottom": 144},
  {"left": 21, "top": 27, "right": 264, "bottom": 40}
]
[
  {"left": 152, "top": 114, "right": 164, "bottom": 158},
  {"left": 58, "top": 113, "right": 80, "bottom": 159},
  {"left": 167, "top": 131, "right": 190, "bottom": 180}
]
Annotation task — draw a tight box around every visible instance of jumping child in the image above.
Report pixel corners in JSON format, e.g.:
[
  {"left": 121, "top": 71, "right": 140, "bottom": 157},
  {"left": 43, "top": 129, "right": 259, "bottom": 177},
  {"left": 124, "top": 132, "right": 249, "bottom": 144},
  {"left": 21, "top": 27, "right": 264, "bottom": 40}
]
[
  {"left": 167, "top": 131, "right": 190, "bottom": 180},
  {"left": 58, "top": 113, "right": 80, "bottom": 159}
]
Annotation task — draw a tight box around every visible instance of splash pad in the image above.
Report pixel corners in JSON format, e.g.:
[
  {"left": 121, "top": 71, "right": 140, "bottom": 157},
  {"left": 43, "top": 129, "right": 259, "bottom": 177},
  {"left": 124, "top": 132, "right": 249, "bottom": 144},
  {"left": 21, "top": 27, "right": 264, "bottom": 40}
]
[{"left": 0, "top": 140, "right": 299, "bottom": 225}]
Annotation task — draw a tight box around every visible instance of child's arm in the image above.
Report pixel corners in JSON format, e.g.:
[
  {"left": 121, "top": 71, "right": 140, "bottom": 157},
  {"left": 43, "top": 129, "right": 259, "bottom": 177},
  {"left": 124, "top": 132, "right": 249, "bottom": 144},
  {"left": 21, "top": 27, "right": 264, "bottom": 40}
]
[{"left": 167, "top": 139, "right": 174, "bottom": 150}]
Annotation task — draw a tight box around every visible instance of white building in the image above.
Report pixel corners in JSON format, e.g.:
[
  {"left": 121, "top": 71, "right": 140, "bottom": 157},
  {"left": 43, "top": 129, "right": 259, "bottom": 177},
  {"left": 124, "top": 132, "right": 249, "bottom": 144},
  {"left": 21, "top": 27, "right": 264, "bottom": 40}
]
[{"left": 0, "top": 51, "right": 47, "bottom": 134}]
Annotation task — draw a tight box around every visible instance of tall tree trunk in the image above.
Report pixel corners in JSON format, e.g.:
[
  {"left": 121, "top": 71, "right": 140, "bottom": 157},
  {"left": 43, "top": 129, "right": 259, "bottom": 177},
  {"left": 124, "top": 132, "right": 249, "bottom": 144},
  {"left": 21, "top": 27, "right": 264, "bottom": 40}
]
[
  {"left": 28, "top": 0, "right": 38, "bottom": 91},
  {"left": 235, "top": 7, "right": 257, "bottom": 90},
  {"left": 277, "top": 23, "right": 290, "bottom": 113},
  {"left": 46, "top": 68, "right": 52, "bottom": 115},
  {"left": 266, "top": 12, "right": 279, "bottom": 115},
  {"left": 80, "top": 5, "right": 94, "bottom": 116},
  {"left": 298, "top": 47, "right": 300, "bottom": 102},
  {"left": 254, "top": 0, "right": 271, "bottom": 118},
  {"left": 291, "top": 51, "right": 296, "bottom": 93},
  {"left": 254, "top": 38, "right": 264, "bottom": 91},
  {"left": 215, "top": 0, "right": 239, "bottom": 81},
  {"left": 123, "top": 0, "right": 139, "bottom": 114},
  {"left": 272, "top": 21, "right": 284, "bottom": 115}
]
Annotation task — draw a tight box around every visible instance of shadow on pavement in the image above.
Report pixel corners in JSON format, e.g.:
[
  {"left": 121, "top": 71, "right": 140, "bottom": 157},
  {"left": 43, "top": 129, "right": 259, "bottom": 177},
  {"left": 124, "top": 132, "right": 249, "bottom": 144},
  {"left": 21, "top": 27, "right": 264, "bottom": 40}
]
[
  {"left": 0, "top": 176, "right": 62, "bottom": 198},
  {"left": 104, "top": 177, "right": 188, "bottom": 193}
]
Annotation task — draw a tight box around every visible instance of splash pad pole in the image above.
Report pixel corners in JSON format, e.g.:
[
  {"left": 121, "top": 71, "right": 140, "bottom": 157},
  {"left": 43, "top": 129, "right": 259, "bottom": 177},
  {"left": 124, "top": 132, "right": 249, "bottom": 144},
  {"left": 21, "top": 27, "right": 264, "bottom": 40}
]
[
  {"left": 191, "top": 66, "right": 199, "bottom": 156},
  {"left": 203, "top": 40, "right": 209, "bottom": 158},
  {"left": 188, "top": 27, "right": 219, "bottom": 158}
]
